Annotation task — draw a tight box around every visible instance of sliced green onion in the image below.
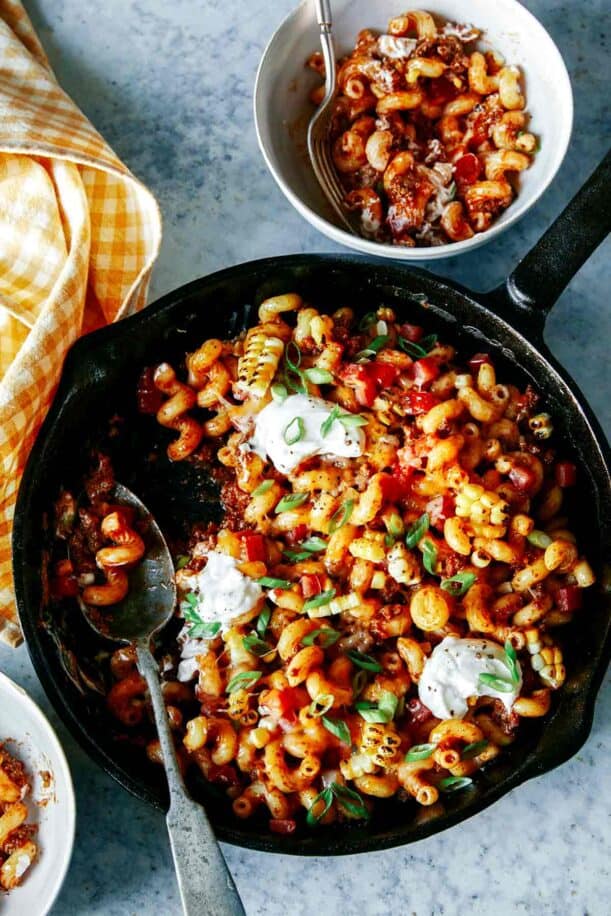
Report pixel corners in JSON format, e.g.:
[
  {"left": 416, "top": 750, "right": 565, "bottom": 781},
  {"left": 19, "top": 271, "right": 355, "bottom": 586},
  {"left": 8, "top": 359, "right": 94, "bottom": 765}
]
[
  {"left": 478, "top": 672, "right": 515, "bottom": 693},
  {"left": 405, "top": 743, "right": 435, "bottom": 762},
  {"left": 355, "top": 334, "right": 389, "bottom": 361},
  {"left": 242, "top": 634, "right": 274, "bottom": 657},
  {"left": 358, "top": 311, "right": 378, "bottom": 331},
  {"left": 175, "top": 554, "right": 190, "bottom": 570},
  {"left": 419, "top": 333, "right": 438, "bottom": 351},
  {"left": 378, "top": 690, "right": 398, "bottom": 721},
  {"left": 461, "top": 740, "right": 489, "bottom": 761},
  {"left": 328, "top": 499, "right": 354, "bottom": 534},
  {"left": 384, "top": 533, "right": 396, "bottom": 548},
  {"left": 527, "top": 530, "right": 553, "bottom": 549},
  {"left": 322, "top": 716, "right": 351, "bottom": 744},
  {"left": 187, "top": 619, "right": 221, "bottom": 640},
  {"left": 331, "top": 783, "right": 369, "bottom": 820},
  {"left": 284, "top": 369, "right": 306, "bottom": 394},
  {"left": 283, "top": 549, "right": 314, "bottom": 562},
  {"left": 306, "top": 786, "right": 334, "bottom": 826},
  {"left": 285, "top": 340, "right": 302, "bottom": 372},
  {"left": 226, "top": 671, "right": 262, "bottom": 694},
  {"left": 256, "top": 576, "right": 293, "bottom": 589},
  {"left": 303, "top": 589, "right": 336, "bottom": 612},
  {"left": 441, "top": 571, "right": 477, "bottom": 597},
  {"left": 304, "top": 367, "right": 334, "bottom": 385},
  {"left": 308, "top": 694, "right": 335, "bottom": 718},
  {"left": 300, "top": 536, "right": 327, "bottom": 552},
  {"left": 503, "top": 640, "right": 520, "bottom": 685},
  {"left": 405, "top": 513, "right": 430, "bottom": 549},
  {"left": 181, "top": 592, "right": 199, "bottom": 613},
  {"left": 320, "top": 404, "right": 341, "bottom": 438},
  {"left": 447, "top": 181, "right": 457, "bottom": 200},
  {"left": 352, "top": 669, "right": 368, "bottom": 697},
  {"left": 387, "top": 513, "right": 404, "bottom": 538},
  {"left": 271, "top": 382, "right": 288, "bottom": 403},
  {"left": 355, "top": 701, "right": 391, "bottom": 724},
  {"left": 421, "top": 539, "right": 438, "bottom": 576},
  {"left": 339, "top": 413, "right": 369, "bottom": 430},
  {"left": 399, "top": 338, "right": 428, "bottom": 359},
  {"left": 283, "top": 416, "right": 305, "bottom": 446},
  {"left": 439, "top": 776, "right": 473, "bottom": 793},
  {"left": 256, "top": 605, "right": 271, "bottom": 638},
  {"left": 345, "top": 650, "right": 382, "bottom": 673},
  {"left": 252, "top": 479, "right": 274, "bottom": 496},
  {"left": 301, "top": 627, "right": 341, "bottom": 648},
  {"left": 275, "top": 492, "right": 308, "bottom": 513}
]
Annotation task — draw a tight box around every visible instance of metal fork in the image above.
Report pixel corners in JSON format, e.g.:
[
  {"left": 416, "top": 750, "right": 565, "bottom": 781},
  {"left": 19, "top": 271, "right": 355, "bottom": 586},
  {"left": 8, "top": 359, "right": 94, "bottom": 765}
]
[{"left": 307, "top": 0, "right": 360, "bottom": 235}]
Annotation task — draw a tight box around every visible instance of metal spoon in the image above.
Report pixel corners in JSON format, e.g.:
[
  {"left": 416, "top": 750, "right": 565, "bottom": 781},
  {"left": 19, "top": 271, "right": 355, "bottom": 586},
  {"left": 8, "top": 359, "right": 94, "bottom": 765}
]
[
  {"left": 79, "top": 483, "right": 245, "bottom": 916},
  {"left": 307, "top": 0, "right": 360, "bottom": 235}
]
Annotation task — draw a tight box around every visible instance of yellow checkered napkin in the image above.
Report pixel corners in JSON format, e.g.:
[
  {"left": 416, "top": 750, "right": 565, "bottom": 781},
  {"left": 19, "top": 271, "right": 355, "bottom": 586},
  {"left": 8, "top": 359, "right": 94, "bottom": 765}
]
[{"left": 0, "top": 1, "right": 162, "bottom": 646}]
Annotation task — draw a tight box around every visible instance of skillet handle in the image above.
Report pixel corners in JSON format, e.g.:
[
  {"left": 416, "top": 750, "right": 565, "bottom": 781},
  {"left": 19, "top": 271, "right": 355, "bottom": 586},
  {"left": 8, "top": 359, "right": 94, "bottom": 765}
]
[{"left": 491, "top": 149, "right": 611, "bottom": 330}]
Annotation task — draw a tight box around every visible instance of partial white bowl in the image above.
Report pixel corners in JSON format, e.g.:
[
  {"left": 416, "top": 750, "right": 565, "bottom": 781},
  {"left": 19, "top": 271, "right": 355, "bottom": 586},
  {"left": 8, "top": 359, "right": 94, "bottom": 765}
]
[
  {"left": 0, "top": 673, "right": 75, "bottom": 916},
  {"left": 254, "top": 0, "right": 573, "bottom": 260}
]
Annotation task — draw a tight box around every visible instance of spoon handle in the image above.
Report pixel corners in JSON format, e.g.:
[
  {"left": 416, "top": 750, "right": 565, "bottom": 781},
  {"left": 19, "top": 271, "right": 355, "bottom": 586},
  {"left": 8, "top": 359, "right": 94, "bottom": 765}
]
[{"left": 136, "top": 642, "right": 246, "bottom": 916}]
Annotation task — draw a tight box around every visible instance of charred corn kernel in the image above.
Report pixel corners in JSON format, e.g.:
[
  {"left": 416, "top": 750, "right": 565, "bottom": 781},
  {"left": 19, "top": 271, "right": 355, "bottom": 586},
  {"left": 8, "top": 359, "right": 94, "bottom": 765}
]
[
  {"left": 360, "top": 722, "right": 387, "bottom": 750},
  {"left": 529, "top": 412, "right": 553, "bottom": 439},
  {"left": 228, "top": 688, "right": 250, "bottom": 719},
  {"left": 340, "top": 752, "right": 376, "bottom": 780},
  {"left": 387, "top": 542, "right": 422, "bottom": 585},
  {"left": 456, "top": 482, "right": 508, "bottom": 528},
  {"left": 360, "top": 723, "right": 402, "bottom": 766},
  {"left": 235, "top": 329, "right": 284, "bottom": 399},
  {"left": 349, "top": 538, "right": 386, "bottom": 563},
  {"left": 371, "top": 570, "right": 387, "bottom": 589},
  {"left": 524, "top": 628, "right": 542, "bottom": 655},
  {"left": 532, "top": 643, "right": 565, "bottom": 689}
]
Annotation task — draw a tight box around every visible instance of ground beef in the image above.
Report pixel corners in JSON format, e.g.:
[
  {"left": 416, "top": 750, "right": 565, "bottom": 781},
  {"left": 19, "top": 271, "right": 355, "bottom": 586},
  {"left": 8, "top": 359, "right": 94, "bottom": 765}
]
[{"left": 84, "top": 452, "right": 115, "bottom": 506}]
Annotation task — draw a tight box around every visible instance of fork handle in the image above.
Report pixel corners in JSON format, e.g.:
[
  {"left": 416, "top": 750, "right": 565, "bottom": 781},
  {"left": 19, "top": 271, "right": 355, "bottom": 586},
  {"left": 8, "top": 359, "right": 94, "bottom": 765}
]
[
  {"left": 313, "top": 0, "right": 336, "bottom": 99},
  {"left": 315, "top": 0, "right": 332, "bottom": 29},
  {"left": 136, "top": 641, "right": 246, "bottom": 916}
]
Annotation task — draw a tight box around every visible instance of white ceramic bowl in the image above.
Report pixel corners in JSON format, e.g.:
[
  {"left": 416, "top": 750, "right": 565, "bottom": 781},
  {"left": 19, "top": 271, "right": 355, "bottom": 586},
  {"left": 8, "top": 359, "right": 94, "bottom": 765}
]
[
  {"left": 254, "top": 0, "right": 573, "bottom": 260},
  {"left": 0, "top": 673, "right": 75, "bottom": 916}
]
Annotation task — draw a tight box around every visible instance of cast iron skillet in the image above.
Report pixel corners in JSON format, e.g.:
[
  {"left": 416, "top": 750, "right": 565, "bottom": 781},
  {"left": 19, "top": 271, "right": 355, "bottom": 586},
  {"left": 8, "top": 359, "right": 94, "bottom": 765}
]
[{"left": 13, "top": 152, "right": 611, "bottom": 855}]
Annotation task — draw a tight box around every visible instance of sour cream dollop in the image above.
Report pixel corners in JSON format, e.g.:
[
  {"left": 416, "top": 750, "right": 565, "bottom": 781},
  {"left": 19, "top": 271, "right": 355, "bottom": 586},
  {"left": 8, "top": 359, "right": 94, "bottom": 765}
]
[
  {"left": 248, "top": 394, "right": 365, "bottom": 474},
  {"left": 176, "top": 552, "right": 262, "bottom": 681},
  {"left": 418, "top": 636, "right": 522, "bottom": 720}
]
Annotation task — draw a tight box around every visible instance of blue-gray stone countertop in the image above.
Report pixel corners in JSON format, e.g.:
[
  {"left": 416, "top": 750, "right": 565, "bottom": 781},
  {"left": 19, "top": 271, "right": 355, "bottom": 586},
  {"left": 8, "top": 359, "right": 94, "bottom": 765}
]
[{"left": 3, "top": 1, "right": 610, "bottom": 914}]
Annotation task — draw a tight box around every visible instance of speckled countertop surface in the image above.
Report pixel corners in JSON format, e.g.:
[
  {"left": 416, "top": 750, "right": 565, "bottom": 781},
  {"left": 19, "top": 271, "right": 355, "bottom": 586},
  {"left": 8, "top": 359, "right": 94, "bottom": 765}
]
[{"left": 1, "top": 1, "right": 609, "bottom": 914}]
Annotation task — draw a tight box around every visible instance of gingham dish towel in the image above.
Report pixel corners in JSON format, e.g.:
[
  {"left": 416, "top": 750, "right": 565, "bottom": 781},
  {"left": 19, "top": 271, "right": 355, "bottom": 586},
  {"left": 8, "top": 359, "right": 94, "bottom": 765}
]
[{"left": 0, "top": 1, "right": 162, "bottom": 646}]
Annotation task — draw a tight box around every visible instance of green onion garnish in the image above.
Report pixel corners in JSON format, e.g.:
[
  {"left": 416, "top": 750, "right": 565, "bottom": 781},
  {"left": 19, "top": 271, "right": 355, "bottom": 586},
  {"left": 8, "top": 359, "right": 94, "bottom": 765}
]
[
  {"left": 398, "top": 334, "right": 438, "bottom": 359},
  {"left": 271, "top": 382, "right": 288, "bottom": 402},
  {"left": 256, "top": 604, "right": 271, "bottom": 638},
  {"left": 338, "top": 413, "right": 369, "bottom": 429},
  {"left": 328, "top": 499, "right": 354, "bottom": 534},
  {"left": 320, "top": 404, "right": 341, "bottom": 438},
  {"left": 527, "top": 530, "right": 553, "bottom": 548},
  {"left": 275, "top": 492, "right": 308, "bottom": 513},
  {"left": 405, "top": 513, "right": 430, "bottom": 549},
  {"left": 256, "top": 576, "right": 293, "bottom": 589},
  {"left": 175, "top": 554, "right": 190, "bottom": 570},
  {"left": 242, "top": 634, "right": 274, "bottom": 657},
  {"left": 358, "top": 311, "right": 378, "bottom": 331},
  {"left": 283, "top": 416, "right": 305, "bottom": 445},
  {"left": 226, "top": 671, "right": 262, "bottom": 694},
  {"left": 285, "top": 340, "right": 302, "bottom": 372},
  {"left": 308, "top": 694, "right": 335, "bottom": 718},
  {"left": 503, "top": 640, "right": 521, "bottom": 685},
  {"left": 386, "top": 513, "right": 404, "bottom": 538},
  {"left": 440, "top": 571, "right": 476, "bottom": 597},
  {"left": 461, "top": 740, "right": 489, "bottom": 760},
  {"left": 478, "top": 672, "right": 515, "bottom": 693},
  {"left": 252, "top": 479, "right": 274, "bottom": 496},
  {"left": 421, "top": 539, "right": 438, "bottom": 575},
  {"left": 352, "top": 669, "right": 368, "bottom": 697},
  {"left": 346, "top": 650, "right": 382, "bottom": 673},
  {"left": 405, "top": 743, "right": 435, "bottom": 762},
  {"left": 355, "top": 701, "right": 390, "bottom": 724},
  {"left": 322, "top": 716, "right": 351, "bottom": 744},
  {"left": 300, "top": 536, "right": 327, "bottom": 552},
  {"left": 331, "top": 783, "right": 369, "bottom": 819},
  {"left": 304, "top": 367, "right": 334, "bottom": 385},
  {"left": 301, "top": 627, "right": 341, "bottom": 648},
  {"left": 355, "top": 334, "right": 389, "bottom": 361},
  {"left": 303, "top": 589, "right": 336, "bottom": 612},
  {"left": 378, "top": 690, "right": 398, "bottom": 721},
  {"left": 439, "top": 776, "right": 473, "bottom": 793},
  {"left": 306, "top": 787, "right": 335, "bottom": 826},
  {"left": 182, "top": 597, "right": 221, "bottom": 639}
]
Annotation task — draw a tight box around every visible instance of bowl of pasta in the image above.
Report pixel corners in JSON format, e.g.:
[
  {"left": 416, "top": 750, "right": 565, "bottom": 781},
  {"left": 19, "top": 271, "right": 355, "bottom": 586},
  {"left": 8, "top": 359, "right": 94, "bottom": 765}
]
[
  {"left": 12, "top": 154, "right": 610, "bottom": 854},
  {"left": 0, "top": 674, "right": 75, "bottom": 914},
  {"left": 254, "top": 0, "right": 573, "bottom": 257}
]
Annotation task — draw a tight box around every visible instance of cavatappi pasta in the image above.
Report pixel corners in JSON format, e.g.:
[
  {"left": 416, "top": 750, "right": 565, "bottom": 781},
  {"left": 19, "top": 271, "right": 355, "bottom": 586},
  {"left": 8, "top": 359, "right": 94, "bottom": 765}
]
[
  {"left": 306, "top": 9, "right": 537, "bottom": 246},
  {"left": 59, "top": 293, "right": 594, "bottom": 835},
  {"left": 0, "top": 746, "right": 37, "bottom": 890}
]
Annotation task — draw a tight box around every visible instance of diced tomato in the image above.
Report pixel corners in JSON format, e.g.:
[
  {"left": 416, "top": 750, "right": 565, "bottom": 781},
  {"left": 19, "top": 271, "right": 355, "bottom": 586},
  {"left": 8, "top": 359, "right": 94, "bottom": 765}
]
[
  {"left": 398, "top": 323, "right": 424, "bottom": 342},
  {"left": 285, "top": 524, "right": 308, "bottom": 546},
  {"left": 378, "top": 473, "right": 403, "bottom": 504},
  {"left": 411, "top": 357, "right": 440, "bottom": 388},
  {"left": 260, "top": 687, "right": 306, "bottom": 721},
  {"left": 269, "top": 818, "right": 297, "bottom": 835},
  {"left": 390, "top": 462, "right": 417, "bottom": 498},
  {"left": 555, "top": 461, "right": 577, "bottom": 488},
  {"left": 300, "top": 573, "right": 323, "bottom": 598},
  {"left": 402, "top": 390, "right": 440, "bottom": 415},
  {"left": 428, "top": 75, "right": 458, "bottom": 106},
  {"left": 405, "top": 698, "right": 433, "bottom": 725},
  {"left": 454, "top": 152, "right": 481, "bottom": 186},
  {"left": 338, "top": 363, "right": 377, "bottom": 408},
  {"left": 556, "top": 585, "right": 583, "bottom": 613},
  {"left": 369, "top": 360, "right": 400, "bottom": 389},
  {"left": 426, "top": 494, "right": 456, "bottom": 530},
  {"left": 468, "top": 352, "right": 491, "bottom": 373},
  {"left": 240, "top": 532, "right": 266, "bottom": 562},
  {"left": 509, "top": 464, "right": 538, "bottom": 494}
]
